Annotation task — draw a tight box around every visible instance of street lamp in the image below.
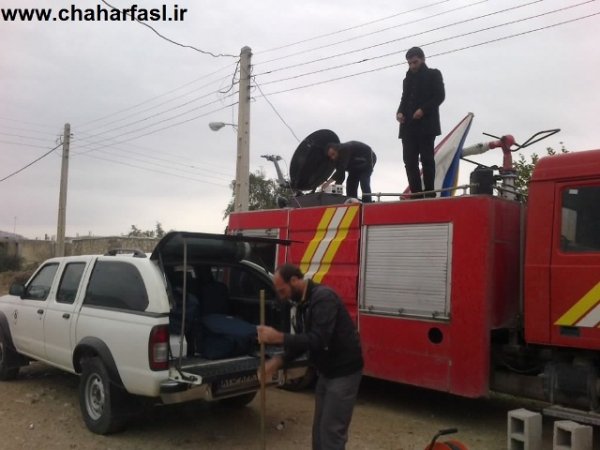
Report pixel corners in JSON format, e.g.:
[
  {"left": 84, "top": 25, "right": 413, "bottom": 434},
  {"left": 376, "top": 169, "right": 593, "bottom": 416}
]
[
  {"left": 209, "top": 121, "right": 237, "bottom": 132},
  {"left": 209, "top": 120, "right": 248, "bottom": 212}
]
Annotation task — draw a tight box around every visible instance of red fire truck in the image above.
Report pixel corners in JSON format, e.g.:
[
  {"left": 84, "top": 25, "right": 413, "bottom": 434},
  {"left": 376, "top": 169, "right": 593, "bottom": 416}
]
[{"left": 228, "top": 126, "right": 600, "bottom": 423}]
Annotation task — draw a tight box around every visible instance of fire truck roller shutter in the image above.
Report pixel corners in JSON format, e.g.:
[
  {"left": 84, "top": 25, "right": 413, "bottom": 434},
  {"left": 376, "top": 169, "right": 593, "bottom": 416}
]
[{"left": 361, "top": 223, "right": 452, "bottom": 319}]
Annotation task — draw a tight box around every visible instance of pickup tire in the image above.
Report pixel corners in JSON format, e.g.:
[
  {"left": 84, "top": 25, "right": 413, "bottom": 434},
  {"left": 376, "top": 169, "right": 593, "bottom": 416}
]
[
  {"left": 79, "top": 357, "right": 129, "bottom": 435},
  {"left": 0, "top": 332, "right": 19, "bottom": 381},
  {"left": 219, "top": 391, "right": 257, "bottom": 408},
  {"left": 281, "top": 367, "right": 316, "bottom": 392}
]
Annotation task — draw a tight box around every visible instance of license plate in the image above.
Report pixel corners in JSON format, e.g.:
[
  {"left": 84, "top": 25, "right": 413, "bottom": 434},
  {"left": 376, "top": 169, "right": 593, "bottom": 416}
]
[{"left": 213, "top": 372, "right": 259, "bottom": 396}]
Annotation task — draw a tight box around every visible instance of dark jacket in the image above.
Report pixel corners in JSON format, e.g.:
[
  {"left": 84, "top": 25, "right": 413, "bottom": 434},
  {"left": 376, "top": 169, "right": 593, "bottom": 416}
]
[
  {"left": 283, "top": 280, "right": 363, "bottom": 378},
  {"left": 397, "top": 63, "right": 445, "bottom": 139},
  {"left": 329, "top": 141, "right": 377, "bottom": 184}
]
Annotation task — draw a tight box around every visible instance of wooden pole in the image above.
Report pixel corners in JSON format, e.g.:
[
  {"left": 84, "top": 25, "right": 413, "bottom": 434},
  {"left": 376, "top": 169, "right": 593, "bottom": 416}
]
[{"left": 259, "top": 289, "right": 266, "bottom": 450}]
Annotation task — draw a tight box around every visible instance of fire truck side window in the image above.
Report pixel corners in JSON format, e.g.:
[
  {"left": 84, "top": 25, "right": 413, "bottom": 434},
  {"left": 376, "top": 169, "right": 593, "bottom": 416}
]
[{"left": 561, "top": 186, "right": 600, "bottom": 253}]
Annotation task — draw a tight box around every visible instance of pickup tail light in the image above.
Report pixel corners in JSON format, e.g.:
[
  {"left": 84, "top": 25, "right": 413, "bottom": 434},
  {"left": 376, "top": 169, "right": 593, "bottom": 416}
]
[{"left": 149, "top": 325, "right": 169, "bottom": 371}]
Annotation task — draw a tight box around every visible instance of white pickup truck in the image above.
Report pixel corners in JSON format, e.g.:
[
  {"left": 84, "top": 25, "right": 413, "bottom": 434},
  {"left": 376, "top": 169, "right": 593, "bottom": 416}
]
[{"left": 0, "top": 232, "right": 305, "bottom": 434}]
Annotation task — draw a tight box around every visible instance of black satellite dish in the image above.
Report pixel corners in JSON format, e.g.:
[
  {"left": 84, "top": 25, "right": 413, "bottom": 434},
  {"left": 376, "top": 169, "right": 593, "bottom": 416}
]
[{"left": 289, "top": 129, "right": 340, "bottom": 191}]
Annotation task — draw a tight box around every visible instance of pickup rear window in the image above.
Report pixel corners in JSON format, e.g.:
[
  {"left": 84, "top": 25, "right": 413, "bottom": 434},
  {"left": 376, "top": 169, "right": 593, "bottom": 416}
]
[
  {"left": 57, "top": 263, "right": 86, "bottom": 304},
  {"left": 84, "top": 261, "right": 149, "bottom": 311}
]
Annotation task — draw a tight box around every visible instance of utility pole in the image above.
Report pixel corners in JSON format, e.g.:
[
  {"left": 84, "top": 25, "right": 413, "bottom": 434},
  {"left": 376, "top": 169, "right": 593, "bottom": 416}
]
[
  {"left": 234, "top": 46, "right": 251, "bottom": 212},
  {"left": 56, "top": 123, "right": 70, "bottom": 257}
]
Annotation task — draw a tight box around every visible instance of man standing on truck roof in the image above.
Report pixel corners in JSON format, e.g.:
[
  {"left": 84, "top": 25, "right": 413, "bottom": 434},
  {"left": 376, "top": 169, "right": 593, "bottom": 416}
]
[
  {"left": 257, "top": 264, "right": 363, "bottom": 450},
  {"left": 320, "top": 141, "right": 377, "bottom": 203},
  {"left": 397, "top": 46, "right": 445, "bottom": 198}
]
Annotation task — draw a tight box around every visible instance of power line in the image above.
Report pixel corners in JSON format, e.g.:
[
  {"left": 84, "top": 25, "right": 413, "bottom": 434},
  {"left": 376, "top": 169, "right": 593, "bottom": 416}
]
[
  {"left": 0, "top": 139, "right": 57, "bottom": 149},
  {"left": 0, "top": 116, "right": 58, "bottom": 131},
  {"left": 0, "top": 131, "right": 58, "bottom": 142},
  {"left": 80, "top": 152, "right": 231, "bottom": 188},
  {"left": 219, "top": 60, "right": 241, "bottom": 94},
  {"left": 0, "top": 142, "right": 63, "bottom": 183},
  {"left": 0, "top": 124, "right": 60, "bottom": 137},
  {"left": 76, "top": 87, "right": 238, "bottom": 144},
  {"left": 255, "top": 0, "right": 543, "bottom": 77},
  {"left": 255, "top": 0, "right": 491, "bottom": 66},
  {"left": 257, "top": 0, "right": 452, "bottom": 55},
  {"left": 70, "top": 134, "right": 234, "bottom": 179},
  {"left": 99, "top": 0, "right": 237, "bottom": 58},
  {"left": 79, "top": 64, "right": 240, "bottom": 127},
  {"left": 71, "top": 101, "right": 239, "bottom": 155},
  {"left": 253, "top": 78, "right": 300, "bottom": 143},
  {"left": 258, "top": 2, "right": 594, "bottom": 88},
  {"left": 79, "top": 147, "right": 232, "bottom": 183},
  {"left": 259, "top": 11, "right": 600, "bottom": 97}
]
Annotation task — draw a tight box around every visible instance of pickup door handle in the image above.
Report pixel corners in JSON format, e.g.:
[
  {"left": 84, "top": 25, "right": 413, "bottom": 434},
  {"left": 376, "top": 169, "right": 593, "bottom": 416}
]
[
  {"left": 37, "top": 309, "right": 44, "bottom": 315},
  {"left": 62, "top": 313, "right": 70, "bottom": 319}
]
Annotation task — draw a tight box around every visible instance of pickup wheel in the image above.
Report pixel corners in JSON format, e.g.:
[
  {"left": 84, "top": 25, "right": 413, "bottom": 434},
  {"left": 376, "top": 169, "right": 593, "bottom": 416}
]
[
  {"left": 79, "top": 357, "right": 128, "bottom": 434},
  {"left": 219, "top": 391, "right": 257, "bottom": 408},
  {"left": 281, "top": 367, "right": 316, "bottom": 392},
  {"left": 0, "top": 332, "right": 19, "bottom": 381}
]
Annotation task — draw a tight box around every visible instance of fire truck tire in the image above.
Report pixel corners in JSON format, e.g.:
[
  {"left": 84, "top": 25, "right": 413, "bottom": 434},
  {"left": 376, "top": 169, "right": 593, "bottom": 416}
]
[{"left": 281, "top": 367, "right": 316, "bottom": 392}]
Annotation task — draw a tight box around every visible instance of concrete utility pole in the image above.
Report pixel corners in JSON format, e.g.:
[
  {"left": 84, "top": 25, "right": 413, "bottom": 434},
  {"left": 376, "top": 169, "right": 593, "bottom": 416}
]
[
  {"left": 234, "top": 46, "right": 252, "bottom": 212},
  {"left": 56, "top": 123, "right": 70, "bottom": 257}
]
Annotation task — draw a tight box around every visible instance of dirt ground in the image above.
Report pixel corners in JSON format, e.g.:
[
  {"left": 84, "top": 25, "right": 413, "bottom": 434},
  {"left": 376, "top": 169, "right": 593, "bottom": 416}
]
[
  {"left": 1, "top": 273, "right": 597, "bottom": 449},
  {"left": 0, "top": 361, "right": 576, "bottom": 450}
]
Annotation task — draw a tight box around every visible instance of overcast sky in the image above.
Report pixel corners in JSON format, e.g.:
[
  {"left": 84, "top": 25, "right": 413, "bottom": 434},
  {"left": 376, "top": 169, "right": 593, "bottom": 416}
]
[{"left": 1, "top": 0, "right": 599, "bottom": 239}]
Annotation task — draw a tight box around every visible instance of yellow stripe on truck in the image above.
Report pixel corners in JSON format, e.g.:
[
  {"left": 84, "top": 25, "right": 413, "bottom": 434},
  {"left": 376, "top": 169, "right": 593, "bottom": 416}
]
[
  {"left": 300, "top": 207, "right": 336, "bottom": 274},
  {"left": 555, "top": 281, "right": 600, "bottom": 327},
  {"left": 313, "top": 206, "right": 359, "bottom": 283}
]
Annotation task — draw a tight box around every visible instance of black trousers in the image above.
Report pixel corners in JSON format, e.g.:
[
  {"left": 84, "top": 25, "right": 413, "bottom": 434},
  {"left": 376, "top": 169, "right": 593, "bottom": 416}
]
[
  {"left": 402, "top": 133, "right": 436, "bottom": 195},
  {"left": 346, "top": 170, "right": 373, "bottom": 202},
  {"left": 312, "top": 370, "right": 362, "bottom": 450}
]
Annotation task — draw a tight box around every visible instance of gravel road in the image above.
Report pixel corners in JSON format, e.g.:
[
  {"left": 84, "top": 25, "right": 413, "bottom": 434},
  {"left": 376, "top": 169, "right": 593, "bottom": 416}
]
[{"left": 0, "top": 361, "right": 571, "bottom": 450}]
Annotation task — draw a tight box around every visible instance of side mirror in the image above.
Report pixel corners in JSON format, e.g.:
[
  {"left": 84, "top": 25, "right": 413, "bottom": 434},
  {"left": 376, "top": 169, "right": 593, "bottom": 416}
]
[{"left": 9, "top": 283, "right": 25, "bottom": 297}]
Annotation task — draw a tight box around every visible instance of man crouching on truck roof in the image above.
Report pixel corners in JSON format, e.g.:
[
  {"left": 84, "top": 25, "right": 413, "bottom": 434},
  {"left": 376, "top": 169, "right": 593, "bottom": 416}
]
[{"left": 257, "top": 264, "right": 363, "bottom": 450}]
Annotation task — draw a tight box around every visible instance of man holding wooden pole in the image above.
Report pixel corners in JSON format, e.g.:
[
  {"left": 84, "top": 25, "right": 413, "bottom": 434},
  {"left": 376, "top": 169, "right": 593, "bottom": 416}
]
[{"left": 257, "top": 264, "right": 363, "bottom": 450}]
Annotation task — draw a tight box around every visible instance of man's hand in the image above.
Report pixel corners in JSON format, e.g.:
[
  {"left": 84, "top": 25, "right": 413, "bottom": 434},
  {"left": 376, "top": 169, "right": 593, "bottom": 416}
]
[
  {"left": 259, "top": 355, "right": 284, "bottom": 383},
  {"left": 320, "top": 180, "right": 332, "bottom": 191},
  {"left": 396, "top": 112, "right": 405, "bottom": 123},
  {"left": 412, "top": 108, "right": 424, "bottom": 120},
  {"left": 257, "top": 325, "right": 284, "bottom": 345}
]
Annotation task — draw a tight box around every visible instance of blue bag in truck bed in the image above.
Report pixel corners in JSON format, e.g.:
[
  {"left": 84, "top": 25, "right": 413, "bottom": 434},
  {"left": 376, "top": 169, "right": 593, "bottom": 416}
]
[{"left": 200, "top": 314, "right": 257, "bottom": 360}]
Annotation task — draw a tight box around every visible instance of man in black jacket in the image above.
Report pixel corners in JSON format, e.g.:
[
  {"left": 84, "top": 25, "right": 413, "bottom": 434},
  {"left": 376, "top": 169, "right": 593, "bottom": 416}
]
[
  {"left": 257, "top": 264, "right": 363, "bottom": 450},
  {"left": 320, "top": 141, "right": 377, "bottom": 202},
  {"left": 397, "top": 46, "right": 445, "bottom": 197}
]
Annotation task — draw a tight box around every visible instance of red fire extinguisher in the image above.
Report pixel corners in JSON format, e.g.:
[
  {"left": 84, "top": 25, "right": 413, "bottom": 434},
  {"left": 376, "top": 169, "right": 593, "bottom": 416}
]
[{"left": 424, "top": 428, "right": 469, "bottom": 450}]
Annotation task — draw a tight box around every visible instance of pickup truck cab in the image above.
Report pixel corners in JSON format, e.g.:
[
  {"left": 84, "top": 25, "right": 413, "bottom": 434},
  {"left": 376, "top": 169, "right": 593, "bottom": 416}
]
[{"left": 0, "top": 232, "right": 304, "bottom": 434}]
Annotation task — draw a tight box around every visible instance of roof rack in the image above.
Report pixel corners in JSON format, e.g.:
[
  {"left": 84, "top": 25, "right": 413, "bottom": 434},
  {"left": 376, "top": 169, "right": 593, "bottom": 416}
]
[{"left": 104, "top": 248, "right": 147, "bottom": 258}]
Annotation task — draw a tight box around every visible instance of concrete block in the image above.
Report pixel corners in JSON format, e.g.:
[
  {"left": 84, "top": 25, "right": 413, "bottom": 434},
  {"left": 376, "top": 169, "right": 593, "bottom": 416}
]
[
  {"left": 507, "top": 408, "right": 542, "bottom": 450},
  {"left": 553, "top": 420, "right": 592, "bottom": 450}
]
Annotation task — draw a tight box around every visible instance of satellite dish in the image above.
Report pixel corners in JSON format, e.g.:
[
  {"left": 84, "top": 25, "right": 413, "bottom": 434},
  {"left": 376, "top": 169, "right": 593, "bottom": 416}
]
[{"left": 289, "top": 129, "right": 340, "bottom": 191}]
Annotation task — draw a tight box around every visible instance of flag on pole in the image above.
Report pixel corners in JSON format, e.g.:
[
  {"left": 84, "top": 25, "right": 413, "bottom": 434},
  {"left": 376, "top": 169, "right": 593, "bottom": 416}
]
[{"left": 404, "top": 113, "right": 474, "bottom": 197}]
